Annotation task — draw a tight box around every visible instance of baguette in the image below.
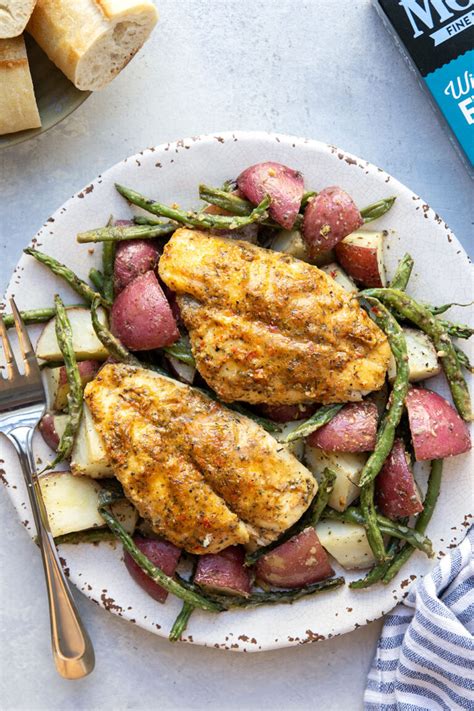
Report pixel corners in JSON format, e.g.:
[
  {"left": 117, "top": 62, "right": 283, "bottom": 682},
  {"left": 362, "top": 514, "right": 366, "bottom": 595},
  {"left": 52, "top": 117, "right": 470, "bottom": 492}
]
[
  {"left": 27, "top": 0, "right": 158, "bottom": 91},
  {"left": 0, "top": 1, "right": 36, "bottom": 39},
  {"left": 0, "top": 35, "right": 41, "bottom": 135}
]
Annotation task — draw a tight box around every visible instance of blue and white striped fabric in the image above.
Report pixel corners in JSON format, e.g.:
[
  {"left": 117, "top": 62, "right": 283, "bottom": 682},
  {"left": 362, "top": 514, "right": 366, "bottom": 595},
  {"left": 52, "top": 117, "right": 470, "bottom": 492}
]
[{"left": 365, "top": 528, "right": 473, "bottom": 710}]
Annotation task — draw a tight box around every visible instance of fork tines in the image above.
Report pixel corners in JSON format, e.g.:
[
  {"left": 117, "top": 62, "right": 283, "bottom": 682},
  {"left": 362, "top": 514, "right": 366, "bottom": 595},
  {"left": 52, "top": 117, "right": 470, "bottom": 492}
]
[{"left": 0, "top": 298, "right": 44, "bottom": 407}]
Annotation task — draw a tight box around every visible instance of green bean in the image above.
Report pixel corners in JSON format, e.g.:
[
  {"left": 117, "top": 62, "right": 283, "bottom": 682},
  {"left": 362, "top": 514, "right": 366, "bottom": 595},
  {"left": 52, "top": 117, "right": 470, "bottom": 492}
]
[
  {"left": 244, "top": 468, "right": 336, "bottom": 567},
  {"left": 90, "top": 295, "right": 169, "bottom": 377},
  {"left": 102, "top": 240, "right": 116, "bottom": 303},
  {"left": 376, "top": 513, "right": 433, "bottom": 556},
  {"left": 24, "top": 248, "right": 111, "bottom": 308},
  {"left": 77, "top": 223, "right": 176, "bottom": 243},
  {"left": 322, "top": 507, "right": 433, "bottom": 557},
  {"left": 360, "top": 481, "right": 386, "bottom": 562},
  {"left": 98, "top": 489, "right": 126, "bottom": 508},
  {"left": 362, "top": 288, "right": 472, "bottom": 421},
  {"left": 48, "top": 295, "right": 84, "bottom": 466},
  {"left": 360, "top": 196, "right": 396, "bottom": 223},
  {"left": 358, "top": 298, "right": 409, "bottom": 488},
  {"left": 198, "top": 184, "right": 311, "bottom": 229},
  {"left": 115, "top": 183, "right": 270, "bottom": 230},
  {"left": 221, "top": 179, "right": 237, "bottom": 192},
  {"left": 91, "top": 295, "right": 140, "bottom": 366},
  {"left": 349, "top": 538, "right": 400, "bottom": 589},
  {"left": 301, "top": 190, "right": 317, "bottom": 209},
  {"left": 133, "top": 216, "right": 163, "bottom": 226},
  {"left": 176, "top": 573, "right": 345, "bottom": 609},
  {"left": 308, "top": 468, "right": 337, "bottom": 527},
  {"left": 54, "top": 528, "right": 115, "bottom": 545},
  {"left": 89, "top": 268, "right": 104, "bottom": 294},
  {"left": 199, "top": 185, "right": 392, "bottom": 229},
  {"left": 390, "top": 253, "right": 414, "bottom": 291},
  {"left": 428, "top": 301, "right": 473, "bottom": 316},
  {"left": 169, "top": 602, "right": 195, "bottom": 642},
  {"left": 163, "top": 335, "right": 195, "bottom": 367},
  {"left": 170, "top": 560, "right": 198, "bottom": 640},
  {"left": 433, "top": 318, "right": 474, "bottom": 340},
  {"left": 98, "top": 498, "right": 223, "bottom": 611},
  {"left": 282, "top": 404, "right": 344, "bottom": 442},
  {"left": 220, "top": 577, "right": 345, "bottom": 607},
  {"left": 199, "top": 184, "right": 253, "bottom": 216},
  {"left": 2, "top": 306, "right": 82, "bottom": 329},
  {"left": 455, "top": 345, "right": 473, "bottom": 373},
  {"left": 382, "top": 459, "right": 443, "bottom": 583}
]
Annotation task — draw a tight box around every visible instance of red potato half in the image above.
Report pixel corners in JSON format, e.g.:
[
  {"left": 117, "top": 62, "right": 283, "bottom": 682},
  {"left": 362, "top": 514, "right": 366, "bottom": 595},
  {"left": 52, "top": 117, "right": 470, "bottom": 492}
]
[
  {"left": 46, "top": 360, "right": 100, "bottom": 411},
  {"left": 194, "top": 546, "right": 251, "bottom": 597},
  {"left": 406, "top": 388, "right": 471, "bottom": 461},
  {"left": 335, "top": 230, "right": 386, "bottom": 287},
  {"left": 110, "top": 270, "right": 179, "bottom": 351},
  {"left": 237, "top": 161, "right": 304, "bottom": 229},
  {"left": 113, "top": 239, "right": 160, "bottom": 294},
  {"left": 124, "top": 536, "right": 181, "bottom": 604},
  {"left": 166, "top": 355, "right": 196, "bottom": 385},
  {"left": 256, "top": 527, "right": 334, "bottom": 589},
  {"left": 307, "top": 401, "right": 378, "bottom": 452},
  {"left": 376, "top": 439, "right": 423, "bottom": 519},
  {"left": 39, "top": 413, "right": 68, "bottom": 451},
  {"left": 258, "top": 402, "right": 317, "bottom": 423},
  {"left": 39, "top": 413, "right": 61, "bottom": 451},
  {"left": 302, "top": 186, "right": 363, "bottom": 256}
]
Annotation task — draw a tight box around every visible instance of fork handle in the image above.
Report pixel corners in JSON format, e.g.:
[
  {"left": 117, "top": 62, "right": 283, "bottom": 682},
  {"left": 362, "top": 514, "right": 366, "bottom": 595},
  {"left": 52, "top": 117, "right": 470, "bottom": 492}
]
[{"left": 10, "top": 427, "right": 95, "bottom": 679}]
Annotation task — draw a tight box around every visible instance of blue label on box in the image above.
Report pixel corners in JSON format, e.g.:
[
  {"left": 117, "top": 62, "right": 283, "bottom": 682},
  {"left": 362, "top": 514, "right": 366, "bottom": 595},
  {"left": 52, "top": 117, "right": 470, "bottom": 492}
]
[
  {"left": 375, "top": 1, "right": 474, "bottom": 170},
  {"left": 425, "top": 50, "right": 474, "bottom": 165}
]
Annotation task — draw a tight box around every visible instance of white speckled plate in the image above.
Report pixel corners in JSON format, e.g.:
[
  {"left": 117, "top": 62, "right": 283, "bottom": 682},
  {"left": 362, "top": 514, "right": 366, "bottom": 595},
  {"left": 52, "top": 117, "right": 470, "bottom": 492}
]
[{"left": 2, "top": 132, "right": 472, "bottom": 651}]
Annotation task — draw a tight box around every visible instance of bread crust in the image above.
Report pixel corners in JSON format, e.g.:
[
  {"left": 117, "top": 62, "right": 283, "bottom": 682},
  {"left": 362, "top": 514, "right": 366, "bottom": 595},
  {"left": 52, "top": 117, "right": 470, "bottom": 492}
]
[
  {"left": 0, "top": 35, "right": 41, "bottom": 135},
  {"left": 27, "top": 0, "right": 158, "bottom": 91}
]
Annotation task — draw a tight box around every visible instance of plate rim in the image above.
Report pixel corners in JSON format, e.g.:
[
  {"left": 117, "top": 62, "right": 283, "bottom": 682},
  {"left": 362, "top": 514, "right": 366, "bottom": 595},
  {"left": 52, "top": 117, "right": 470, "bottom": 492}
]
[{"left": 2, "top": 130, "right": 472, "bottom": 652}]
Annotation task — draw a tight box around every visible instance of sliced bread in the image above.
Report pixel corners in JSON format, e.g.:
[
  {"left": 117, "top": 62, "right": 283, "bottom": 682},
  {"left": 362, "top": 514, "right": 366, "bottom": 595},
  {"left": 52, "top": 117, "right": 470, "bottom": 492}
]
[
  {"left": 27, "top": 0, "right": 158, "bottom": 91},
  {"left": 0, "top": 0, "right": 37, "bottom": 39},
  {"left": 0, "top": 35, "right": 41, "bottom": 135}
]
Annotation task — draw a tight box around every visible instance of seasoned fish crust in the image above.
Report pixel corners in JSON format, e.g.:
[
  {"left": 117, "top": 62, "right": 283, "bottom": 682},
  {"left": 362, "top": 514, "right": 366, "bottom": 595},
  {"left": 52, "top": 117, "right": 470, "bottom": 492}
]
[
  {"left": 85, "top": 364, "right": 317, "bottom": 554},
  {"left": 159, "top": 229, "right": 391, "bottom": 405}
]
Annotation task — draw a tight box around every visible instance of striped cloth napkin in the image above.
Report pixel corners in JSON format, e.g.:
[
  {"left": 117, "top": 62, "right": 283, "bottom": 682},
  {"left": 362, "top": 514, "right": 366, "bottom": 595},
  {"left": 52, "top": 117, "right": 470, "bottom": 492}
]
[{"left": 365, "top": 528, "right": 473, "bottom": 710}]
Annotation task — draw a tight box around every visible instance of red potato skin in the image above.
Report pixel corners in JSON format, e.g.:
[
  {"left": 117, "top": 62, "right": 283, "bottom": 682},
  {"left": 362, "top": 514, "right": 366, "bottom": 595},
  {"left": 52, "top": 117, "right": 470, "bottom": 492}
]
[
  {"left": 194, "top": 546, "right": 251, "bottom": 597},
  {"left": 58, "top": 359, "right": 100, "bottom": 387},
  {"left": 258, "top": 403, "right": 317, "bottom": 423},
  {"left": 256, "top": 527, "right": 334, "bottom": 588},
  {"left": 54, "top": 360, "right": 101, "bottom": 409},
  {"left": 39, "top": 413, "right": 60, "bottom": 451},
  {"left": 237, "top": 161, "right": 304, "bottom": 230},
  {"left": 110, "top": 271, "right": 179, "bottom": 351},
  {"left": 159, "top": 282, "right": 184, "bottom": 327},
  {"left": 113, "top": 239, "right": 160, "bottom": 294},
  {"left": 335, "top": 238, "right": 383, "bottom": 288},
  {"left": 124, "top": 536, "right": 181, "bottom": 604},
  {"left": 166, "top": 355, "right": 196, "bottom": 385},
  {"left": 376, "top": 439, "right": 423, "bottom": 519},
  {"left": 406, "top": 388, "right": 471, "bottom": 461},
  {"left": 303, "top": 187, "right": 363, "bottom": 256},
  {"left": 306, "top": 401, "right": 378, "bottom": 452}
]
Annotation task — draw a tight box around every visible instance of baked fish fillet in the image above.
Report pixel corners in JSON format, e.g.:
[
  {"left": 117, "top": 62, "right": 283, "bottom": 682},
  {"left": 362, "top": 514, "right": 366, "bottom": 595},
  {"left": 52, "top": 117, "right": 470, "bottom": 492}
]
[
  {"left": 85, "top": 364, "right": 317, "bottom": 554},
  {"left": 159, "top": 229, "right": 391, "bottom": 405}
]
